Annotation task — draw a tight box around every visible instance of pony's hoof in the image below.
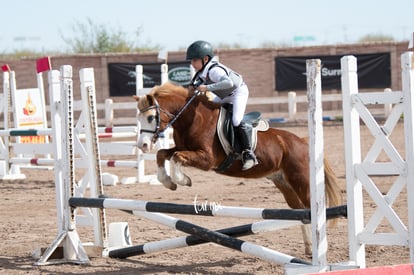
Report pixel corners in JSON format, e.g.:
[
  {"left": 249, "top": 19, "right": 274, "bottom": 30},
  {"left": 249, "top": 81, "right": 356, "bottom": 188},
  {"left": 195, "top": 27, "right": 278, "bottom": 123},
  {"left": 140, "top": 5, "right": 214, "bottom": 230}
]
[
  {"left": 172, "top": 174, "right": 192, "bottom": 187},
  {"left": 180, "top": 175, "right": 192, "bottom": 187},
  {"left": 185, "top": 176, "right": 192, "bottom": 187},
  {"left": 161, "top": 181, "right": 177, "bottom": 191}
]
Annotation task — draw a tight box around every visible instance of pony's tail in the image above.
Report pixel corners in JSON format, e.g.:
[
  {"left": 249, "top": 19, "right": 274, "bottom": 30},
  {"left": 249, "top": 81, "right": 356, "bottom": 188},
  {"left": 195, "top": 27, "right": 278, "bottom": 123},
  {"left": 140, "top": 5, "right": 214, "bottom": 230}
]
[{"left": 324, "top": 158, "right": 343, "bottom": 226}]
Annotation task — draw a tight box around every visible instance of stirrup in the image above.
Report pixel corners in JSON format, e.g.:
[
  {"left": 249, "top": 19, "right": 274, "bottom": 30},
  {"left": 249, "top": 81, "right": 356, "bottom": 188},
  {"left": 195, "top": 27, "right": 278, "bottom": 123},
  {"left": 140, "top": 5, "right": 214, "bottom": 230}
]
[{"left": 242, "top": 150, "right": 258, "bottom": 170}]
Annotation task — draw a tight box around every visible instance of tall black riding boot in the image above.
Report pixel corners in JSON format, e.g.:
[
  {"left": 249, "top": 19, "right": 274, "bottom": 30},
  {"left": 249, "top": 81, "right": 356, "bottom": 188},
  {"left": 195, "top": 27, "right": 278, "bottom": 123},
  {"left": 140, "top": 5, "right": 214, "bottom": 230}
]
[{"left": 234, "top": 122, "right": 258, "bottom": 170}]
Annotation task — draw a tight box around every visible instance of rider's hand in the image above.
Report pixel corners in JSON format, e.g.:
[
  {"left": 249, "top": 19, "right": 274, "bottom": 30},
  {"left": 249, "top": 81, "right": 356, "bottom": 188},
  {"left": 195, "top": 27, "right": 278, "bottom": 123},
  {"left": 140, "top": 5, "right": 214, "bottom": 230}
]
[{"left": 198, "top": 85, "right": 208, "bottom": 93}]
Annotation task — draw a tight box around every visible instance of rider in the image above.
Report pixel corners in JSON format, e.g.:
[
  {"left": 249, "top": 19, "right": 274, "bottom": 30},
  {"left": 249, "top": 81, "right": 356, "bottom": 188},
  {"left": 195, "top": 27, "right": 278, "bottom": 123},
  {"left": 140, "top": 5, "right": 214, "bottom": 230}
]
[{"left": 186, "top": 40, "right": 258, "bottom": 170}]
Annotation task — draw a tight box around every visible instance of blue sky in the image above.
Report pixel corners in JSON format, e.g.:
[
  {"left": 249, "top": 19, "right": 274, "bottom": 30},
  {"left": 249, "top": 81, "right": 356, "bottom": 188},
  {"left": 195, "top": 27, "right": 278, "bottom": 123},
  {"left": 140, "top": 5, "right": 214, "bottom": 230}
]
[{"left": 2, "top": 0, "right": 413, "bottom": 53}]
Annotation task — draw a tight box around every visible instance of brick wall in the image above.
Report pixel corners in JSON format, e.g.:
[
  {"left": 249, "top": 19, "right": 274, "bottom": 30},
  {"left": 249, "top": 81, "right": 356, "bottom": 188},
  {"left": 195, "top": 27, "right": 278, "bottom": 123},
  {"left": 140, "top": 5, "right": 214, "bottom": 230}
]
[{"left": 1, "top": 41, "right": 409, "bottom": 114}]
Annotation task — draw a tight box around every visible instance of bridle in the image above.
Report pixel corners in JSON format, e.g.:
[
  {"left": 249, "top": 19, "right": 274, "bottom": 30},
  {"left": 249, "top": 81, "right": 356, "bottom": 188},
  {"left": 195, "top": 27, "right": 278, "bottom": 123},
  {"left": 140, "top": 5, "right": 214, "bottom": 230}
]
[{"left": 139, "top": 91, "right": 200, "bottom": 143}]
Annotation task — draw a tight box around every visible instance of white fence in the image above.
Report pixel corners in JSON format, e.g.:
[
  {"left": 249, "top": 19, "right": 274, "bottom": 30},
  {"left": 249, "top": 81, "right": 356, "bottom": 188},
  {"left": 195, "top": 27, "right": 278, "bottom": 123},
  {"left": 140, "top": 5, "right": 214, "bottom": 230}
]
[{"left": 66, "top": 89, "right": 394, "bottom": 127}]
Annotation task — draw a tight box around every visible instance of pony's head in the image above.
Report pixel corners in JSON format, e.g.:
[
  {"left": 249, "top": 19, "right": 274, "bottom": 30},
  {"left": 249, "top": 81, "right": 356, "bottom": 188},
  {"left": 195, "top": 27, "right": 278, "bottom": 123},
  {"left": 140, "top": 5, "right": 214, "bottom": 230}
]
[
  {"left": 134, "top": 83, "right": 189, "bottom": 152},
  {"left": 134, "top": 93, "right": 158, "bottom": 152}
]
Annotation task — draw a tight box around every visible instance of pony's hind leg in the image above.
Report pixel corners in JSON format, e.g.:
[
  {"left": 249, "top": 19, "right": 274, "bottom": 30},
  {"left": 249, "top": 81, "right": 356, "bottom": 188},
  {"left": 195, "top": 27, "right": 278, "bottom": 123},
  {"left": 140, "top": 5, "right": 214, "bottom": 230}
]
[
  {"left": 266, "top": 171, "right": 309, "bottom": 209},
  {"left": 301, "top": 224, "right": 312, "bottom": 255},
  {"left": 267, "top": 171, "right": 312, "bottom": 255}
]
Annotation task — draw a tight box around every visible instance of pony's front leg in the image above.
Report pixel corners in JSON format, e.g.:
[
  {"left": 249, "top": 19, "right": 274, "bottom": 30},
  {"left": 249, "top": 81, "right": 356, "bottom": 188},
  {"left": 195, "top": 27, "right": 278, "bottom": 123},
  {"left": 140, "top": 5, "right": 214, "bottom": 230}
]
[
  {"left": 170, "top": 150, "right": 212, "bottom": 187},
  {"left": 156, "top": 148, "right": 177, "bottom": 191},
  {"left": 170, "top": 156, "right": 192, "bottom": 187}
]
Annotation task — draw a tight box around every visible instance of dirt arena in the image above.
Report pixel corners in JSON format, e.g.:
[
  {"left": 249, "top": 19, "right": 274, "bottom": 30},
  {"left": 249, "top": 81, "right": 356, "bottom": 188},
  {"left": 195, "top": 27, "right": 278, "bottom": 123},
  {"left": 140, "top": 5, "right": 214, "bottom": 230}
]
[{"left": 0, "top": 122, "right": 410, "bottom": 274}]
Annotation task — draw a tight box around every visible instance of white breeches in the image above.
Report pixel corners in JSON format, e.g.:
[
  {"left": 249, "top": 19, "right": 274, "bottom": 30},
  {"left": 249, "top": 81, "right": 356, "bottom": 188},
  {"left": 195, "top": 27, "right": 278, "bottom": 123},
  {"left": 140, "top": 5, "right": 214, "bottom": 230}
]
[{"left": 212, "top": 84, "right": 249, "bottom": 127}]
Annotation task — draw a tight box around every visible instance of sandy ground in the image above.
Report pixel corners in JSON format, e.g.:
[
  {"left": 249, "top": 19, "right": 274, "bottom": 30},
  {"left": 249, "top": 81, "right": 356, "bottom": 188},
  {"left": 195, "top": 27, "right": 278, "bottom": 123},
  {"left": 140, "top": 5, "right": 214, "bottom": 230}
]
[{"left": 0, "top": 122, "right": 411, "bottom": 274}]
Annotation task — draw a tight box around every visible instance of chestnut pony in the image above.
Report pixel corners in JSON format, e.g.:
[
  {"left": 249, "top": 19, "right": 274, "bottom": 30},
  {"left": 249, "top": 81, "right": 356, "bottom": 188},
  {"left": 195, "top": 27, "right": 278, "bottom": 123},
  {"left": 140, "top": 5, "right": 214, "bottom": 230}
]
[{"left": 134, "top": 82, "right": 342, "bottom": 255}]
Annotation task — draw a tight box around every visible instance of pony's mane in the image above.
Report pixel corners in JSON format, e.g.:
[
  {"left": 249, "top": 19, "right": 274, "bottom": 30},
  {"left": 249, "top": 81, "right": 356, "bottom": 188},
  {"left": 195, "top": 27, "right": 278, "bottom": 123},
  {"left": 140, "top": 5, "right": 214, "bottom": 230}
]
[
  {"left": 150, "top": 82, "right": 220, "bottom": 110},
  {"left": 150, "top": 82, "right": 189, "bottom": 98}
]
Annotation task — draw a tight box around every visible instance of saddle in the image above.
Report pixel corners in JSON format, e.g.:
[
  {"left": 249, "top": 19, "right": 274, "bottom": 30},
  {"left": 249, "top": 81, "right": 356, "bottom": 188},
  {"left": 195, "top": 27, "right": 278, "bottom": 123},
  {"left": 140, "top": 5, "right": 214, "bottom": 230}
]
[{"left": 216, "top": 104, "right": 269, "bottom": 172}]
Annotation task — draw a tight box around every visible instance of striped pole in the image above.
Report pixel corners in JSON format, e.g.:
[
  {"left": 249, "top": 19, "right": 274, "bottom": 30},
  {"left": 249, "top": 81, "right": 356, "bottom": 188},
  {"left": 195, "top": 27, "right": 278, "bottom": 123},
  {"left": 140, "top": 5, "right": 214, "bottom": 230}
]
[
  {"left": 0, "top": 128, "right": 53, "bottom": 136},
  {"left": 100, "top": 160, "right": 138, "bottom": 168},
  {"left": 69, "top": 197, "right": 347, "bottom": 221},
  {"left": 109, "top": 219, "right": 301, "bottom": 259},
  {"left": 78, "top": 132, "right": 137, "bottom": 139},
  {"left": 99, "top": 126, "right": 137, "bottom": 139},
  {"left": 100, "top": 126, "right": 138, "bottom": 133},
  {"left": 129, "top": 210, "right": 311, "bottom": 265},
  {"left": 75, "top": 159, "right": 138, "bottom": 169},
  {"left": 10, "top": 157, "right": 55, "bottom": 166}
]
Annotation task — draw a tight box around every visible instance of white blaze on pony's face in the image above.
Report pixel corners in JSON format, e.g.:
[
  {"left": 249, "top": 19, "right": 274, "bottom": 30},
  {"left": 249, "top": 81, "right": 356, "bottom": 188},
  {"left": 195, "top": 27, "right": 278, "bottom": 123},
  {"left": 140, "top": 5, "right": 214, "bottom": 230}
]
[{"left": 134, "top": 95, "right": 157, "bottom": 153}]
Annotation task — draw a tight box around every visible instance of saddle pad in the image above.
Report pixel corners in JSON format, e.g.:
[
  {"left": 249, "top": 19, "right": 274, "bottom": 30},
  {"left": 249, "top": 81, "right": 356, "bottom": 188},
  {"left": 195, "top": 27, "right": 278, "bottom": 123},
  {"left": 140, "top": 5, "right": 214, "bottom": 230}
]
[{"left": 257, "top": 119, "right": 269, "bottom": 131}]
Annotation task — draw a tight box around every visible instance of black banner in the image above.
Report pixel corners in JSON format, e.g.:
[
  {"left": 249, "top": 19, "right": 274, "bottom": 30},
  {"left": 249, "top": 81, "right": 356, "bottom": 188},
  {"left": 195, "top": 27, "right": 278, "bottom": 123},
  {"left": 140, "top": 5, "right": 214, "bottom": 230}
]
[
  {"left": 108, "top": 61, "right": 191, "bottom": 96},
  {"left": 275, "top": 53, "right": 391, "bottom": 91}
]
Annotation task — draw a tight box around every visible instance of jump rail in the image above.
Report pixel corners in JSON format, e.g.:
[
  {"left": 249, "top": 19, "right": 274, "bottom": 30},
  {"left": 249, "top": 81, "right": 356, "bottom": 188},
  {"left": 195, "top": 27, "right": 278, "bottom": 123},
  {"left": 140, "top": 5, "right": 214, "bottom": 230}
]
[
  {"left": 131, "top": 210, "right": 312, "bottom": 266},
  {"left": 69, "top": 197, "right": 347, "bottom": 222},
  {"left": 69, "top": 196, "right": 313, "bottom": 266},
  {"left": 108, "top": 219, "right": 301, "bottom": 259}
]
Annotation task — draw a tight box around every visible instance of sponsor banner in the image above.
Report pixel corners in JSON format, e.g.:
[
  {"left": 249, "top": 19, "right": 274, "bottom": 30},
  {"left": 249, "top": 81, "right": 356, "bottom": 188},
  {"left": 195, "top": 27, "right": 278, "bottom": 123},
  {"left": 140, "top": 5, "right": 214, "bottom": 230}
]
[
  {"left": 275, "top": 53, "right": 391, "bottom": 91},
  {"left": 12, "top": 88, "right": 47, "bottom": 143},
  {"left": 108, "top": 61, "right": 191, "bottom": 96}
]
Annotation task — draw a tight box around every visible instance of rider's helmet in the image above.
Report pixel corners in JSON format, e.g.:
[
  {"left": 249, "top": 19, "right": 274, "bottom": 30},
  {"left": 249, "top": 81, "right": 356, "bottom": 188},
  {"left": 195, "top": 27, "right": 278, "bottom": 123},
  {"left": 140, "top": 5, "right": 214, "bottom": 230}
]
[{"left": 186, "top": 40, "right": 214, "bottom": 60}]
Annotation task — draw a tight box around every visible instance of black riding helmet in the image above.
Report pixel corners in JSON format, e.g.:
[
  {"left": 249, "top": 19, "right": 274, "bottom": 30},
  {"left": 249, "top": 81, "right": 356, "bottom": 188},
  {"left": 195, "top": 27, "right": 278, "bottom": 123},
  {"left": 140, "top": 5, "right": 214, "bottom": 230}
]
[{"left": 186, "top": 40, "right": 214, "bottom": 60}]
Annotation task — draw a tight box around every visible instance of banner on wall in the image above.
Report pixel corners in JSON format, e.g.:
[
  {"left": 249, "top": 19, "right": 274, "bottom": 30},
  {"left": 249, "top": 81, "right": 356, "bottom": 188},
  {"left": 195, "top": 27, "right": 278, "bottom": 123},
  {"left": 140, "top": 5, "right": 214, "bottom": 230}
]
[
  {"left": 12, "top": 88, "right": 47, "bottom": 143},
  {"left": 108, "top": 61, "right": 191, "bottom": 96},
  {"left": 275, "top": 53, "right": 391, "bottom": 91}
]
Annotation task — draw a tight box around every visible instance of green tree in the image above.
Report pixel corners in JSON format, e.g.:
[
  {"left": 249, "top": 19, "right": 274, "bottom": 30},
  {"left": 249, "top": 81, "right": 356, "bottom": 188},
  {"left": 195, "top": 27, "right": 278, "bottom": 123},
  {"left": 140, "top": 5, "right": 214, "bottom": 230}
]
[
  {"left": 0, "top": 49, "right": 44, "bottom": 59},
  {"left": 358, "top": 33, "right": 395, "bottom": 43},
  {"left": 216, "top": 42, "right": 246, "bottom": 49},
  {"left": 60, "top": 18, "right": 159, "bottom": 53}
]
